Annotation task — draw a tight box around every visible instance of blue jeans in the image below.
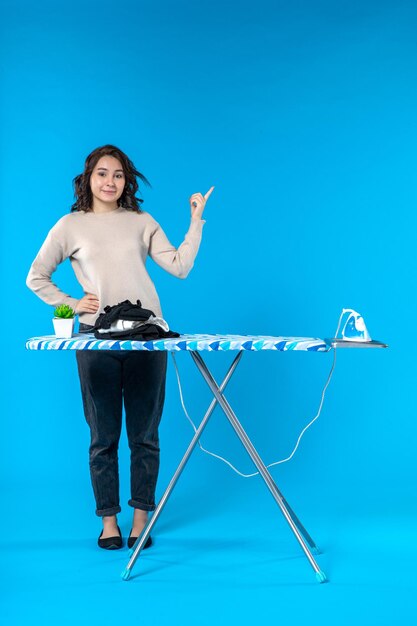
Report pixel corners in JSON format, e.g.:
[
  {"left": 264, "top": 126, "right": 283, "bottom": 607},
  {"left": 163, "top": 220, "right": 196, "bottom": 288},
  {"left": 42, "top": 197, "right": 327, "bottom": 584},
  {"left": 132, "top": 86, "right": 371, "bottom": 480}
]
[{"left": 76, "top": 322, "right": 167, "bottom": 517}]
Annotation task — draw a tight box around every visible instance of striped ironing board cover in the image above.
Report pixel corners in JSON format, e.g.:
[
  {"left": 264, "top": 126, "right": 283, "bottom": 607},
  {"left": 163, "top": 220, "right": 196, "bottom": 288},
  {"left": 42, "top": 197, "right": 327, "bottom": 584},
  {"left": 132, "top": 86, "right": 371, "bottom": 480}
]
[{"left": 25, "top": 333, "right": 330, "bottom": 352}]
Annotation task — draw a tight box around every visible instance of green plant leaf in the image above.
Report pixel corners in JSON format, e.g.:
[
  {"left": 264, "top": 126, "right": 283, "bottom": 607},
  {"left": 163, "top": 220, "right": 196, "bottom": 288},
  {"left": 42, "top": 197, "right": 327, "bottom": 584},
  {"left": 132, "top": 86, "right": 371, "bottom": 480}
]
[{"left": 53, "top": 304, "right": 75, "bottom": 319}]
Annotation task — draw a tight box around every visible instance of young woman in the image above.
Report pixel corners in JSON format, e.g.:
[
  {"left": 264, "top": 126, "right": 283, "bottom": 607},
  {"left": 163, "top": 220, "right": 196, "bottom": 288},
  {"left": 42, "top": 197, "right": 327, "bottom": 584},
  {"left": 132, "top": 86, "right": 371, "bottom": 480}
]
[{"left": 26, "top": 144, "right": 214, "bottom": 550}]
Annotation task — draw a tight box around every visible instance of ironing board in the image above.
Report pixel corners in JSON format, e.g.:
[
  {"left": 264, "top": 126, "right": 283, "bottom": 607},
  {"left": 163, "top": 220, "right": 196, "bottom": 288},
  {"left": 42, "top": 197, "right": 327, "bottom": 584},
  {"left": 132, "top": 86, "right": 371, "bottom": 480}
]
[{"left": 25, "top": 332, "right": 362, "bottom": 584}]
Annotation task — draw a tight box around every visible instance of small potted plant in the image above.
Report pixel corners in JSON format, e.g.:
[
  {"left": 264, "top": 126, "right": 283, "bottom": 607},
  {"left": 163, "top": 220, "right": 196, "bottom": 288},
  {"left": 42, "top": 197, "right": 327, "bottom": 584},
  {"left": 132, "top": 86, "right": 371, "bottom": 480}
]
[{"left": 53, "top": 304, "right": 76, "bottom": 338}]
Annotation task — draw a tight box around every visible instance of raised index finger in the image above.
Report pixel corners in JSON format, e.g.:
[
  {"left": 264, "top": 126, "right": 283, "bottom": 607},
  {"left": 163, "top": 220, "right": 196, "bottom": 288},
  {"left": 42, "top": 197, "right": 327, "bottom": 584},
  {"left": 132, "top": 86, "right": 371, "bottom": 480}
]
[{"left": 204, "top": 186, "right": 215, "bottom": 201}]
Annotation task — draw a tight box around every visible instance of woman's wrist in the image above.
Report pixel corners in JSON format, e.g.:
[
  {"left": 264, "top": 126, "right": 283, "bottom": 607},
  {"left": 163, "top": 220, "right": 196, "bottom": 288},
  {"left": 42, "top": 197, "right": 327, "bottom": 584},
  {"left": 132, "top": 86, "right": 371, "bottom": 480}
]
[{"left": 190, "top": 214, "right": 206, "bottom": 224}]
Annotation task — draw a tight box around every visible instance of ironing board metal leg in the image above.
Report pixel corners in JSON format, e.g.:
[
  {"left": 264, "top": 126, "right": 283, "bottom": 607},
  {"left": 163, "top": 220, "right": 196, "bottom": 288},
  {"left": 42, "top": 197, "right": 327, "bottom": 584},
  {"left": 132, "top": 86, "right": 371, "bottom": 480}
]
[
  {"left": 121, "top": 351, "right": 243, "bottom": 580},
  {"left": 279, "top": 497, "right": 320, "bottom": 554},
  {"left": 190, "top": 352, "right": 318, "bottom": 549},
  {"left": 191, "top": 351, "right": 325, "bottom": 580}
]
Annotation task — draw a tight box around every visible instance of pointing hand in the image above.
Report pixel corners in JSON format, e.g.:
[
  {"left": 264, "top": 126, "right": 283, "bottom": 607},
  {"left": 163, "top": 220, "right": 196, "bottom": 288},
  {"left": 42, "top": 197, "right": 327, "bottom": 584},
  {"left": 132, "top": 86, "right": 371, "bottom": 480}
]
[{"left": 189, "top": 186, "right": 215, "bottom": 219}]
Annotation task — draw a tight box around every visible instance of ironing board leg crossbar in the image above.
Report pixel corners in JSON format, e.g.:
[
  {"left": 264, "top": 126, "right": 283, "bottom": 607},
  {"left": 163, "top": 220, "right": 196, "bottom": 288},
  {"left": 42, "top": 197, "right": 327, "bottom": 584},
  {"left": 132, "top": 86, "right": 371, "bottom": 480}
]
[{"left": 121, "top": 351, "right": 327, "bottom": 583}]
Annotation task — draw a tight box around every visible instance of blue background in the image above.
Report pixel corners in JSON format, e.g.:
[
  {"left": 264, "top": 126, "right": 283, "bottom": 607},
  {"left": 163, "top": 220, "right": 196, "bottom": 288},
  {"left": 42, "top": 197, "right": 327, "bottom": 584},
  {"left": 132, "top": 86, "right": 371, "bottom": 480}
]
[{"left": 1, "top": 0, "right": 416, "bottom": 623}]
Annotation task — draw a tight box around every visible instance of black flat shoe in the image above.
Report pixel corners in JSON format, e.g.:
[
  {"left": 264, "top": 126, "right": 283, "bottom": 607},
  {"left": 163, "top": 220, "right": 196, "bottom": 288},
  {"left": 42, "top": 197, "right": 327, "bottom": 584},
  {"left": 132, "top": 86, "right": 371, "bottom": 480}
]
[
  {"left": 127, "top": 529, "right": 152, "bottom": 550},
  {"left": 98, "top": 524, "right": 123, "bottom": 550}
]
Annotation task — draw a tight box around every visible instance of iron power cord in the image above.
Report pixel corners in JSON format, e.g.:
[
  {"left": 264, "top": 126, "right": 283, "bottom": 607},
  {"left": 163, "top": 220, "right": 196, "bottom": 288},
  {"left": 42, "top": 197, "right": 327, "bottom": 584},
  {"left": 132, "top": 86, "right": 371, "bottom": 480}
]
[{"left": 170, "top": 346, "right": 337, "bottom": 478}]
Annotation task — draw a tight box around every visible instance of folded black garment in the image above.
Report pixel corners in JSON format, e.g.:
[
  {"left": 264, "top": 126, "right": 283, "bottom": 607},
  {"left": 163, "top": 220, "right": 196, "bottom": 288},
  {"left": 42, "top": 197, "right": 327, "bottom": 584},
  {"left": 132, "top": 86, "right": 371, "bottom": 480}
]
[
  {"left": 93, "top": 299, "right": 155, "bottom": 329},
  {"left": 94, "top": 325, "right": 179, "bottom": 340},
  {"left": 92, "top": 299, "right": 179, "bottom": 340}
]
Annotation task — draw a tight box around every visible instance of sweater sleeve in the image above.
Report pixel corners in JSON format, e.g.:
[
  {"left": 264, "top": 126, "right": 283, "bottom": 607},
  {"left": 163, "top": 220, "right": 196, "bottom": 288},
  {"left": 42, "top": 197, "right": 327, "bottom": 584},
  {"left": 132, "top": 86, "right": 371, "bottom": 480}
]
[
  {"left": 148, "top": 216, "right": 205, "bottom": 278},
  {"left": 26, "top": 228, "right": 80, "bottom": 311}
]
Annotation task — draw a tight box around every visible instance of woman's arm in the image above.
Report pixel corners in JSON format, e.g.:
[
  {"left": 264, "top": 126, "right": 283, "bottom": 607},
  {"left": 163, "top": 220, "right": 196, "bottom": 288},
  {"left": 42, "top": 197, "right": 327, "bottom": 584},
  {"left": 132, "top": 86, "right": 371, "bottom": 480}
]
[
  {"left": 148, "top": 186, "right": 214, "bottom": 278},
  {"left": 26, "top": 228, "right": 80, "bottom": 311},
  {"left": 148, "top": 216, "right": 205, "bottom": 278}
]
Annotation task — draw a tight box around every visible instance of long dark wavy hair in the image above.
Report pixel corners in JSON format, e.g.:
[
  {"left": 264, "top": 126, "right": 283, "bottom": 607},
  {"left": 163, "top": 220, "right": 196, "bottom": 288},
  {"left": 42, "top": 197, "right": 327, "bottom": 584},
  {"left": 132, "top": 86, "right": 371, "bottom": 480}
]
[{"left": 70, "top": 144, "right": 151, "bottom": 213}]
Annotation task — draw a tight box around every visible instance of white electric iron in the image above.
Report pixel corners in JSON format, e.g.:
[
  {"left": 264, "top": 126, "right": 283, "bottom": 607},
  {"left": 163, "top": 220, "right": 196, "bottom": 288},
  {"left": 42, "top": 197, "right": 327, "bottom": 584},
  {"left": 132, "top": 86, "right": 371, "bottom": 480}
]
[{"left": 335, "top": 308, "right": 372, "bottom": 342}]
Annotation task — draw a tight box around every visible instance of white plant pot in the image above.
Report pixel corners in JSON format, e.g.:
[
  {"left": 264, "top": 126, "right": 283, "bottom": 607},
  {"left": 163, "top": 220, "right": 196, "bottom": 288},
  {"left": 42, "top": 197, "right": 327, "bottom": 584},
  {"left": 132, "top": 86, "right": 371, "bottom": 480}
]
[{"left": 52, "top": 317, "right": 75, "bottom": 338}]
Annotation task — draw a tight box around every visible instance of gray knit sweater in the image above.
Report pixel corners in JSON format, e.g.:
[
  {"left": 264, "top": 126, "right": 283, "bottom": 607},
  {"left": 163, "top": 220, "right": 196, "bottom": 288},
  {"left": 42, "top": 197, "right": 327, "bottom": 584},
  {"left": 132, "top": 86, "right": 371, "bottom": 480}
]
[{"left": 26, "top": 207, "right": 205, "bottom": 326}]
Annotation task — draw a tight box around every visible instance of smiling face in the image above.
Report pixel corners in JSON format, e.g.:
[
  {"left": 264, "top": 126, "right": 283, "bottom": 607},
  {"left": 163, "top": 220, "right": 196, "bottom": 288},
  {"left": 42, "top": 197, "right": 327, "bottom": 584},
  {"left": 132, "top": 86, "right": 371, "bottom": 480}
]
[{"left": 89, "top": 155, "right": 126, "bottom": 211}]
